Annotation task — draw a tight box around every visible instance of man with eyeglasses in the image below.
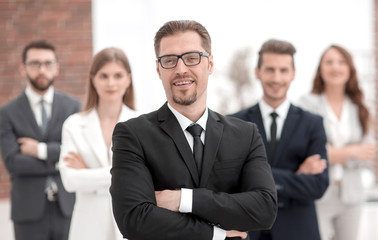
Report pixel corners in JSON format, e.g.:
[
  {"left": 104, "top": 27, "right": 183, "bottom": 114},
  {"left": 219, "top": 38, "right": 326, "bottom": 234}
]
[
  {"left": 0, "top": 40, "right": 81, "bottom": 240},
  {"left": 110, "top": 20, "right": 277, "bottom": 240}
]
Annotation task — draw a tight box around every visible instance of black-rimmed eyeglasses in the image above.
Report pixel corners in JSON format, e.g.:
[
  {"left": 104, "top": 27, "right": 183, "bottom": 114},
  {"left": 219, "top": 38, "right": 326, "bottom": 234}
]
[
  {"left": 157, "top": 52, "right": 210, "bottom": 69},
  {"left": 24, "top": 60, "right": 57, "bottom": 70}
]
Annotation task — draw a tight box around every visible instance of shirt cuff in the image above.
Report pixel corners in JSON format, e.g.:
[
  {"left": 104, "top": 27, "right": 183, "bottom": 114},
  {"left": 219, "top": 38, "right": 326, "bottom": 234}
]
[
  {"left": 213, "top": 226, "right": 226, "bottom": 240},
  {"left": 179, "top": 188, "right": 192, "bottom": 213},
  {"left": 38, "top": 142, "right": 47, "bottom": 160}
]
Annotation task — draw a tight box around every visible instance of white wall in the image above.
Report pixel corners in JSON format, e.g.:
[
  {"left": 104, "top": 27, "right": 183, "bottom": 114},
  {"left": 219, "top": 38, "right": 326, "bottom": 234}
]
[{"left": 92, "top": 0, "right": 374, "bottom": 114}]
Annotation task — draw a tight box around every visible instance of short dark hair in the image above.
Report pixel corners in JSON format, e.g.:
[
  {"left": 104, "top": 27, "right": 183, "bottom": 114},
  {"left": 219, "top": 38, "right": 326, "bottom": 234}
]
[
  {"left": 154, "top": 20, "right": 211, "bottom": 57},
  {"left": 257, "top": 39, "right": 296, "bottom": 69},
  {"left": 22, "top": 40, "right": 56, "bottom": 63}
]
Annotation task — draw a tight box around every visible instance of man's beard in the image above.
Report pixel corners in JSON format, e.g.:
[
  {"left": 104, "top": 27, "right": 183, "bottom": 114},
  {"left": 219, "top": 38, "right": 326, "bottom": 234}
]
[
  {"left": 173, "top": 91, "right": 197, "bottom": 106},
  {"left": 171, "top": 74, "right": 197, "bottom": 106},
  {"left": 27, "top": 73, "right": 54, "bottom": 92}
]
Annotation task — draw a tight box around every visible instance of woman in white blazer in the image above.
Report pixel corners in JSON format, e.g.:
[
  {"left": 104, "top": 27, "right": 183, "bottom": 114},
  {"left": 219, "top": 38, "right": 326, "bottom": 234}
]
[
  {"left": 297, "top": 45, "right": 376, "bottom": 240},
  {"left": 59, "top": 48, "right": 139, "bottom": 240}
]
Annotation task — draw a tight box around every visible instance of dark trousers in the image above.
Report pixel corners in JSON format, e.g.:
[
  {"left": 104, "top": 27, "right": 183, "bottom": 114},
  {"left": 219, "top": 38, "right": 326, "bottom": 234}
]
[{"left": 14, "top": 201, "right": 71, "bottom": 240}]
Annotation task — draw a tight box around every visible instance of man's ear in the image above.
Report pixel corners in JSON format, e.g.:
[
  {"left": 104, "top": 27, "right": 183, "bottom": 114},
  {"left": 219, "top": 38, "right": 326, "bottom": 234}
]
[
  {"left": 156, "top": 60, "right": 161, "bottom": 78},
  {"left": 254, "top": 66, "right": 260, "bottom": 80},
  {"left": 55, "top": 63, "right": 60, "bottom": 76},
  {"left": 19, "top": 63, "right": 26, "bottom": 77},
  {"left": 208, "top": 54, "right": 214, "bottom": 74}
]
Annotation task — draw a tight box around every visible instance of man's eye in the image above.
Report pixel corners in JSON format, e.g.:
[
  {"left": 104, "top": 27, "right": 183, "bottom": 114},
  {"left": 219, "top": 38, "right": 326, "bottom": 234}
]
[
  {"left": 163, "top": 58, "right": 176, "bottom": 64},
  {"left": 44, "top": 61, "right": 54, "bottom": 67}
]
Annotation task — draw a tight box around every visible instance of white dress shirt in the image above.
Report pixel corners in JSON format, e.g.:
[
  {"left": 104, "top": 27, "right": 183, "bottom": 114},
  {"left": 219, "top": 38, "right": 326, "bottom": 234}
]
[
  {"left": 25, "top": 86, "right": 54, "bottom": 160},
  {"left": 167, "top": 103, "right": 226, "bottom": 240},
  {"left": 259, "top": 98, "right": 291, "bottom": 141}
]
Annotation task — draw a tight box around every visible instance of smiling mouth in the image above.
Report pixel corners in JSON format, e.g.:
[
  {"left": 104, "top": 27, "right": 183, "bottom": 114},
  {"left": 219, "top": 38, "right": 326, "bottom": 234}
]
[{"left": 174, "top": 80, "right": 193, "bottom": 86}]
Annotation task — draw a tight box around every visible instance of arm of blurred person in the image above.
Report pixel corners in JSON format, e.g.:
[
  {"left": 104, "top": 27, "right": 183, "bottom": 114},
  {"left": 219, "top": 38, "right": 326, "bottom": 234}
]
[
  {"left": 59, "top": 116, "right": 112, "bottom": 194},
  {"left": 328, "top": 143, "right": 376, "bottom": 165},
  {"left": 0, "top": 108, "right": 58, "bottom": 176},
  {"left": 296, "top": 154, "right": 327, "bottom": 175},
  {"left": 271, "top": 114, "right": 329, "bottom": 202}
]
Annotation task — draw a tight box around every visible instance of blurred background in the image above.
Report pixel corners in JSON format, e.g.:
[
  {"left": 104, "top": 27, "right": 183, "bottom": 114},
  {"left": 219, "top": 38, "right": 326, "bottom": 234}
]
[{"left": 0, "top": 0, "right": 377, "bottom": 239}]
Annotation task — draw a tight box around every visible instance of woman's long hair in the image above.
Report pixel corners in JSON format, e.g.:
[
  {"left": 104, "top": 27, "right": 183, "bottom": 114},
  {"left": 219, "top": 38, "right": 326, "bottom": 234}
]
[
  {"left": 84, "top": 47, "right": 135, "bottom": 111},
  {"left": 311, "top": 45, "right": 369, "bottom": 135}
]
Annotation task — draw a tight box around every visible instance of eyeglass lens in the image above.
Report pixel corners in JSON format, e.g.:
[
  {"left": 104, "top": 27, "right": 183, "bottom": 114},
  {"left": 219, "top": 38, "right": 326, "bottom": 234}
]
[
  {"left": 160, "top": 52, "right": 203, "bottom": 69},
  {"left": 25, "top": 61, "right": 56, "bottom": 69}
]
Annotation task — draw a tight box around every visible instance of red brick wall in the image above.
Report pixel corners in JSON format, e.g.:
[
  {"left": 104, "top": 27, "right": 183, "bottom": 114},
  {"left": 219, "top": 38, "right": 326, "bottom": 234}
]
[{"left": 0, "top": 0, "right": 92, "bottom": 198}]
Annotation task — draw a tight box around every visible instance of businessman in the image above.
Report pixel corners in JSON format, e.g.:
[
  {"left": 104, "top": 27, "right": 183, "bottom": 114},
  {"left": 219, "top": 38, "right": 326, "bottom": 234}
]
[
  {"left": 0, "top": 40, "right": 81, "bottom": 240},
  {"left": 110, "top": 20, "right": 277, "bottom": 240},
  {"left": 231, "top": 39, "right": 329, "bottom": 240}
]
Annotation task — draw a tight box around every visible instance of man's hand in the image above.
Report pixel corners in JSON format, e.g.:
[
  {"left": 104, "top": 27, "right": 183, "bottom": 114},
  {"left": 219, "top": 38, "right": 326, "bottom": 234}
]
[
  {"left": 296, "top": 154, "right": 327, "bottom": 175},
  {"left": 155, "top": 190, "right": 181, "bottom": 212},
  {"left": 226, "top": 230, "right": 248, "bottom": 239},
  {"left": 18, "top": 137, "right": 39, "bottom": 158},
  {"left": 63, "top": 152, "right": 87, "bottom": 169}
]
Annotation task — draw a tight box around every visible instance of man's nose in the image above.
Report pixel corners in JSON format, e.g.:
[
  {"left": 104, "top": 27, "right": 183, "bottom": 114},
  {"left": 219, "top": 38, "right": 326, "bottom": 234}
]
[{"left": 175, "top": 58, "right": 188, "bottom": 73}]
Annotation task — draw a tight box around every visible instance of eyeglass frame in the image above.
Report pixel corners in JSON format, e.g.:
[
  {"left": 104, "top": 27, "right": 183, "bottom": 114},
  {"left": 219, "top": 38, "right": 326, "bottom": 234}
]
[
  {"left": 157, "top": 52, "right": 210, "bottom": 69},
  {"left": 24, "top": 60, "right": 57, "bottom": 70}
]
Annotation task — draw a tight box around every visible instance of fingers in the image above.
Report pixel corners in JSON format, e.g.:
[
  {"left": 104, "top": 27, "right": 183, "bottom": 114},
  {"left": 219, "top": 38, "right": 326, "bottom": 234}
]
[
  {"left": 17, "top": 137, "right": 33, "bottom": 144},
  {"left": 308, "top": 154, "right": 320, "bottom": 160},
  {"left": 226, "top": 230, "right": 248, "bottom": 239}
]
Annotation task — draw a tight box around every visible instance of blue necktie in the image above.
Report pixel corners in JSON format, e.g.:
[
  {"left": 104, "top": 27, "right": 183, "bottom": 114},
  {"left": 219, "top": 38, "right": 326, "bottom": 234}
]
[{"left": 40, "top": 99, "right": 47, "bottom": 132}]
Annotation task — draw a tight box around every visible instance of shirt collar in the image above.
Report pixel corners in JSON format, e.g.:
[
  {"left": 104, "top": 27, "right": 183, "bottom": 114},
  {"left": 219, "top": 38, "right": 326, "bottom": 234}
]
[
  {"left": 25, "top": 85, "right": 54, "bottom": 105},
  {"left": 259, "top": 98, "right": 291, "bottom": 119},
  {"left": 167, "top": 103, "right": 208, "bottom": 132}
]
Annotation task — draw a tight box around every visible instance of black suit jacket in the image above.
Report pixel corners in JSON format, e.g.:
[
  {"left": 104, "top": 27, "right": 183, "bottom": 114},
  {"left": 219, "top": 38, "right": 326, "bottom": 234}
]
[
  {"left": 231, "top": 103, "right": 329, "bottom": 240},
  {"left": 0, "top": 90, "right": 81, "bottom": 222},
  {"left": 110, "top": 103, "right": 277, "bottom": 240}
]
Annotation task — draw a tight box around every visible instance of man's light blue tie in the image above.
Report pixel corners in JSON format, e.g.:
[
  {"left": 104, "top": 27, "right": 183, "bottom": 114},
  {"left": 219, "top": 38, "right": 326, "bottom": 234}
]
[{"left": 40, "top": 99, "right": 47, "bottom": 133}]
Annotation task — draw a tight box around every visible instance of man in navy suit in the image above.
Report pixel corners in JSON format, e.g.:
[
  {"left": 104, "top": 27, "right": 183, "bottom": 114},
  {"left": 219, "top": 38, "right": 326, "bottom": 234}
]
[
  {"left": 231, "top": 39, "right": 329, "bottom": 240},
  {"left": 110, "top": 20, "right": 277, "bottom": 240},
  {"left": 0, "top": 40, "right": 81, "bottom": 240}
]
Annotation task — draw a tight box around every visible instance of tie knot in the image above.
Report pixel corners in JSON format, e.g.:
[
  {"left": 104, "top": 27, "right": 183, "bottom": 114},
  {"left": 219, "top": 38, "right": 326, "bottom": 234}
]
[
  {"left": 187, "top": 124, "right": 203, "bottom": 137},
  {"left": 270, "top": 112, "right": 278, "bottom": 119}
]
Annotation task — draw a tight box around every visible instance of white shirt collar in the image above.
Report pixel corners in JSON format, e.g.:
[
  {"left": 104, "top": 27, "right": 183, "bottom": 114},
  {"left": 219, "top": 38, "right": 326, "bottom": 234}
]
[
  {"left": 259, "top": 98, "right": 291, "bottom": 119},
  {"left": 25, "top": 85, "right": 54, "bottom": 106},
  {"left": 167, "top": 103, "right": 208, "bottom": 132}
]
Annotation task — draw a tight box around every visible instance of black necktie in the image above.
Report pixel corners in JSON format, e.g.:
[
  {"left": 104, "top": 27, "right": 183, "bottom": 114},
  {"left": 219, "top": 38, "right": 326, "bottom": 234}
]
[
  {"left": 40, "top": 99, "right": 47, "bottom": 133},
  {"left": 187, "top": 124, "right": 204, "bottom": 174},
  {"left": 270, "top": 112, "right": 278, "bottom": 160}
]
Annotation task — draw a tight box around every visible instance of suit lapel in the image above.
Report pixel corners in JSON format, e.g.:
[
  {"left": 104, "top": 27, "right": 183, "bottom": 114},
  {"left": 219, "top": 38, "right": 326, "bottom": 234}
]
[
  {"left": 158, "top": 104, "right": 200, "bottom": 186},
  {"left": 247, "top": 105, "right": 273, "bottom": 163},
  {"left": 200, "top": 110, "right": 223, "bottom": 187},
  {"left": 81, "top": 109, "right": 109, "bottom": 167},
  {"left": 19, "top": 93, "right": 41, "bottom": 137},
  {"left": 249, "top": 105, "right": 268, "bottom": 146},
  {"left": 47, "top": 92, "right": 59, "bottom": 135},
  {"left": 271, "top": 104, "right": 300, "bottom": 166}
]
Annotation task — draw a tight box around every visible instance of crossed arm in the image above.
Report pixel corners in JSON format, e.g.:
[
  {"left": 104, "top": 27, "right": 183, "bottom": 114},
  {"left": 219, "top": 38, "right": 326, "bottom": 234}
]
[
  {"left": 155, "top": 189, "right": 248, "bottom": 239},
  {"left": 0, "top": 110, "right": 59, "bottom": 175},
  {"left": 110, "top": 122, "right": 277, "bottom": 240}
]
